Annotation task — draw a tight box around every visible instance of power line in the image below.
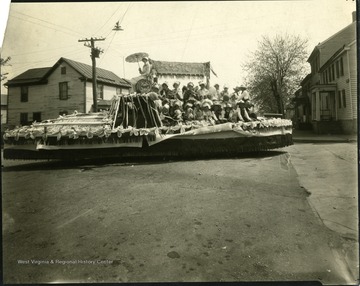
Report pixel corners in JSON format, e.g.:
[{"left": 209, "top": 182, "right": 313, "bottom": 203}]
[
  {"left": 102, "top": 3, "right": 132, "bottom": 40},
  {"left": 97, "top": 4, "right": 131, "bottom": 67},
  {"left": 9, "top": 49, "right": 85, "bottom": 66},
  {"left": 99, "top": 32, "right": 116, "bottom": 66},
  {"left": 10, "top": 44, "right": 81, "bottom": 57},
  {"left": 103, "top": 10, "right": 287, "bottom": 49},
  {"left": 11, "top": 10, "right": 83, "bottom": 37},
  {"left": 118, "top": 3, "right": 132, "bottom": 26},
  {"left": 10, "top": 15, "right": 80, "bottom": 38},
  {"left": 7, "top": 50, "right": 86, "bottom": 74},
  {"left": 92, "top": 4, "right": 123, "bottom": 37},
  {"left": 181, "top": 6, "right": 197, "bottom": 61}
]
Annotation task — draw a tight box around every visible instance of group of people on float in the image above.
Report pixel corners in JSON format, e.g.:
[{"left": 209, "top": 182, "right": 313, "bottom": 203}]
[
  {"left": 132, "top": 56, "right": 256, "bottom": 125},
  {"left": 148, "top": 81, "right": 255, "bottom": 125}
]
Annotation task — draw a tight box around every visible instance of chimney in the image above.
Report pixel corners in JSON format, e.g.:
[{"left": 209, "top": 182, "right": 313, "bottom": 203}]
[{"left": 352, "top": 11, "right": 356, "bottom": 22}]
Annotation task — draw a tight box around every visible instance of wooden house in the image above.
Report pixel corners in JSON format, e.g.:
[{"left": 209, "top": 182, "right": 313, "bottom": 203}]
[
  {"left": 299, "top": 12, "right": 357, "bottom": 134},
  {"left": 1, "top": 94, "right": 8, "bottom": 124},
  {"left": 5, "top": 57, "right": 131, "bottom": 127}
]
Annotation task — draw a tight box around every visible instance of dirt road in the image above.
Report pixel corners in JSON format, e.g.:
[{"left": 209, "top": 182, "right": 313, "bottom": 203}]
[{"left": 2, "top": 144, "right": 358, "bottom": 284}]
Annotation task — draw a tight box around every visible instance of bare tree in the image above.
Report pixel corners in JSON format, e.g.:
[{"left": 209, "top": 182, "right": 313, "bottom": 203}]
[
  {"left": 1, "top": 56, "right": 11, "bottom": 81},
  {"left": 243, "top": 34, "right": 308, "bottom": 114}
]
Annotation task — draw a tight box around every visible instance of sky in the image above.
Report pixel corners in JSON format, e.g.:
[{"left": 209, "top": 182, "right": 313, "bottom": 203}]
[{"left": 0, "top": 0, "right": 357, "bottom": 94}]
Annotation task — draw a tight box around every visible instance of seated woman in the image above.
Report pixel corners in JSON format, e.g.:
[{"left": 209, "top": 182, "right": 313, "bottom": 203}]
[
  {"left": 172, "top": 81, "right": 183, "bottom": 101},
  {"left": 196, "top": 81, "right": 209, "bottom": 101},
  {"left": 238, "top": 86, "right": 253, "bottom": 122},
  {"left": 183, "top": 82, "right": 197, "bottom": 105},
  {"left": 220, "top": 103, "right": 244, "bottom": 122},
  {"left": 160, "top": 82, "right": 176, "bottom": 101},
  {"left": 160, "top": 103, "right": 172, "bottom": 126},
  {"left": 193, "top": 101, "right": 204, "bottom": 121},
  {"left": 202, "top": 102, "right": 217, "bottom": 125},
  {"left": 130, "top": 57, "right": 152, "bottom": 91},
  {"left": 183, "top": 103, "right": 194, "bottom": 121},
  {"left": 211, "top": 101, "right": 223, "bottom": 124}
]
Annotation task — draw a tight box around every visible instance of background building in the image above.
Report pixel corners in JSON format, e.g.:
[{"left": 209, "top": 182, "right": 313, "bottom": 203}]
[
  {"left": 299, "top": 12, "right": 357, "bottom": 134},
  {"left": 151, "top": 60, "right": 216, "bottom": 88},
  {"left": 5, "top": 57, "right": 131, "bottom": 127},
  {"left": 1, "top": 93, "right": 7, "bottom": 124}
]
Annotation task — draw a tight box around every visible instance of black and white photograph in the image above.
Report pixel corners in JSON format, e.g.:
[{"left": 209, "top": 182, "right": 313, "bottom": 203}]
[{"left": 1, "top": 0, "right": 358, "bottom": 284}]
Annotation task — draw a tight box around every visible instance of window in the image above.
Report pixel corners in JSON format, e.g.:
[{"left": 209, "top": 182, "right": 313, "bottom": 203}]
[
  {"left": 312, "top": 93, "right": 317, "bottom": 120},
  {"left": 97, "top": 84, "right": 104, "bottom": 99},
  {"left": 33, "top": 112, "right": 41, "bottom": 122},
  {"left": 342, "top": 90, "right": 346, "bottom": 108},
  {"left": 20, "top": 113, "right": 28, "bottom": 125},
  {"left": 336, "top": 61, "right": 340, "bottom": 78},
  {"left": 59, "top": 82, "right": 68, "bottom": 100},
  {"left": 61, "top": 66, "right": 66, "bottom": 74},
  {"left": 338, "top": 91, "right": 342, "bottom": 108},
  {"left": 331, "top": 64, "right": 335, "bottom": 81},
  {"left": 21, "top": 86, "right": 28, "bottom": 102},
  {"left": 312, "top": 56, "right": 320, "bottom": 74},
  {"left": 340, "top": 57, "right": 344, "bottom": 76},
  {"left": 116, "top": 87, "right": 121, "bottom": 95},
  {"left": 323, "top": 72, "right": 328, "bottom": 84},
  {"left": 316, "top": 56, "right": 320, "bottom": 72},
  {"left": 324, "top": 70, "right": 328, "bottom": 84}
]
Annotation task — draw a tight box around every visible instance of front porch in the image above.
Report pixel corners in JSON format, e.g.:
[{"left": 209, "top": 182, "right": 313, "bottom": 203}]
[{"left": 310, "top": 84, "right": 343, "bottom": 134}]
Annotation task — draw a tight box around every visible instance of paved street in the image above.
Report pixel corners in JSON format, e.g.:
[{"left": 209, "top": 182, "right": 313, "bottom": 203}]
[{"left": 2, "top": 142, "right": 358, "bottom": 284}]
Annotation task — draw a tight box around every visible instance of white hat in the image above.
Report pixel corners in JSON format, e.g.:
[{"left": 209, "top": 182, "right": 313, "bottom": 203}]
[
  {"left": 174, "top": 100, "right": 182, "bottom": 107},
  {"left": 202, "top": 102, "right": 211, "bottom": 109},
  {"left": 203, "top": 98, "right": 213, "bottom": 106}
]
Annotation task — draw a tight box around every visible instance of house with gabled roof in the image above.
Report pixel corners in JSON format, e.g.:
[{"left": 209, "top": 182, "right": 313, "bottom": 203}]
[
  {"left": 151, "top": 60, "right": 215, "bottom": 88},
  {"left": 5, "top": 57, "right": 131, "bottom": 127},
  {"left": 1, "top": 93, "right": 8, "bottom": 124},
  {"left": 298, "top": 12, "right": 357, "bottom": 134}
]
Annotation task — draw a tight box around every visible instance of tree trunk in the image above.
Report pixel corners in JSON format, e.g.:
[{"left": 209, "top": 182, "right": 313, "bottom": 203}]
[{"left": 271, "top": 80, "right": 284, "bottom": 114}]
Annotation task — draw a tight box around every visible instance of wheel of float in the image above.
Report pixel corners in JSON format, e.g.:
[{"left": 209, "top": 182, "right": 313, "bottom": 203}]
[{"left": 135, "top": 79, "right": 152, "bottom": 94}]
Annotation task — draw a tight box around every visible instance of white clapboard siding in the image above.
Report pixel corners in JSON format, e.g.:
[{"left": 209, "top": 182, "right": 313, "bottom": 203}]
[
  {"left": 349, "top": 43, "right": 357, "bottom": 120},
  {"left": 7, "top": 60, "right": 131, "bottom": 126}
]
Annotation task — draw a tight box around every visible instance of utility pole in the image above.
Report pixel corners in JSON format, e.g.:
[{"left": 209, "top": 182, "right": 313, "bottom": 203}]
[{"left": 78, "top": 37, "right": 105, "bottom": 112}]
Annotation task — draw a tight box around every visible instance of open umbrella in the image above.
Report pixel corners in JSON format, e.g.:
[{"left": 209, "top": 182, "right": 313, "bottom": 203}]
[{"left": 125, "top": 52, "right": 149, "bottom": 68}]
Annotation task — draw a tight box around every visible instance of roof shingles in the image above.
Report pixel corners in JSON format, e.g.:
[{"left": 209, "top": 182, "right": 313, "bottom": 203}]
[
  {"left": 61, "top": 58, "right": 130, "bottom": 87},
  {"left": 6, "top": 58, "right": 131, "bottom": 87},
  {"left": 6, "top": 67, "right": 51, "bottom": 86}
]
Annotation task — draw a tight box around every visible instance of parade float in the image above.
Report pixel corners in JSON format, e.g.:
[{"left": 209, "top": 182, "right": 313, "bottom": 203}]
[
  {"left": 3, "top": 52, "right": 293, "bottom": 161},
  {"left": 3, "top": 93, "right": 293, "bottom": 161}
]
